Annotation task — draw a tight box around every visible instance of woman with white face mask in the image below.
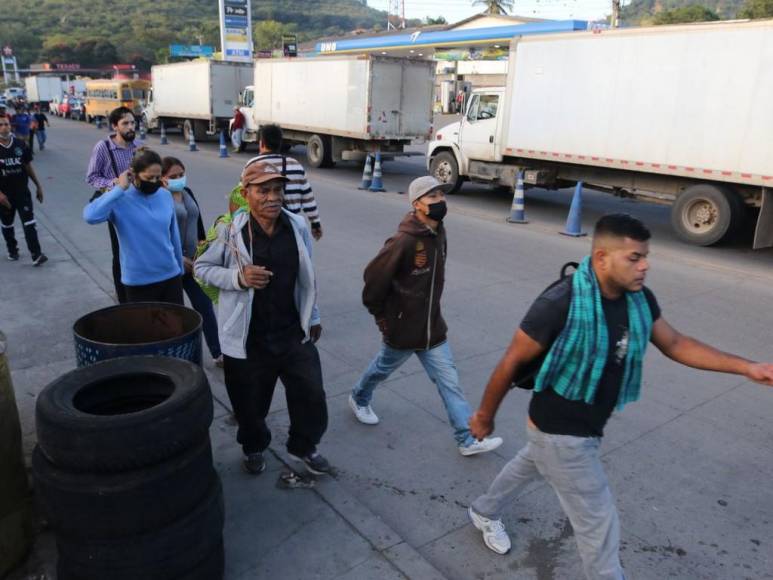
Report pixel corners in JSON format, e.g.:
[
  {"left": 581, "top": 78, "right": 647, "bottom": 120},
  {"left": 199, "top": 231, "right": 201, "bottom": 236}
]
[{"left": 162, "top": 156, "right": 223, "bottom": 367}]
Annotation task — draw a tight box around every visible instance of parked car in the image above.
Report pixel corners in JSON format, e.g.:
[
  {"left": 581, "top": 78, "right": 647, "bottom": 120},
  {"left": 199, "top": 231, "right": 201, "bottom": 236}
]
[
  {"left": 57, "top": 96, "right": 72, "bottom": 118},
  {"left": 49, "top": 96, "right": 62, "bottom": 116},
  {"left": 68, "top": 97, "right": 85, "bottom": 121}
]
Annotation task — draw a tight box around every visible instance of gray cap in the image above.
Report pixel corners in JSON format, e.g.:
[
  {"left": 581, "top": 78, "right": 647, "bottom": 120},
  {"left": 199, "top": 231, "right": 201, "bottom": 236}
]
[{"left": 408, "top": 175, "right": 451, "bottom": 205}]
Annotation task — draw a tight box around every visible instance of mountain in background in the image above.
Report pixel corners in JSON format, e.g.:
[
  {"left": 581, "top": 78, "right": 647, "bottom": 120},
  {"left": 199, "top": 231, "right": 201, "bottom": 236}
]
[
  {"left": 621, "top": 0, "right": 746, "bottom": 24},
  {"left": 1, "top": 0, "right": 393, "bottom": 69}
]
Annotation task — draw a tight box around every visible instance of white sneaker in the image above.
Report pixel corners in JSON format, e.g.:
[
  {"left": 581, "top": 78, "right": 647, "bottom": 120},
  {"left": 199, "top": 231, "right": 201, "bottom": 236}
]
[
  {"left": 459, "top": 436, "right": 503, "bottom": 457},
  {"left": 348, "top": 394, "right": 379, "bottom": 425},
  {"left": 469, "top": 507, "right": 511, "bottom": 555}
]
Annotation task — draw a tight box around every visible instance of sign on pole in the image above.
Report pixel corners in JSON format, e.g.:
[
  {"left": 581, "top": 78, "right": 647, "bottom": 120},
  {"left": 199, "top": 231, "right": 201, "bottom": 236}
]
[
  {"left": 218, "top": 0, "right": 253, "bottom": 62},
  {"left": 283, "top": 35, "right": 298, "bottom": 58},
  {"left": 170, "top": 45, "right": 215, "bottom": 58}
]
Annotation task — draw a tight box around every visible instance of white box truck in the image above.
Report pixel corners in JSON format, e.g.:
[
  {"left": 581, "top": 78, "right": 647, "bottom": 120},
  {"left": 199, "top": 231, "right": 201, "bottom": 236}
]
[
  {"left": 142, "top": 60, "right": 254, "bottom": 141},
  {"left": 427, "top": 20, "right": 773, "bottom": 248},
  {"left": 24, "top": 76, "right": 62, "bottom": 108},
  {"left": 237, "top": 55, "right": 435, "bottom": 167}
]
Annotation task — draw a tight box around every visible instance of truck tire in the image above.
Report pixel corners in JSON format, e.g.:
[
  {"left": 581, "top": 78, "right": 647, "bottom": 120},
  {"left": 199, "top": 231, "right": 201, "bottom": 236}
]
[
  {"left": 183, "top": 120, "right": 206, "bottom": 143},
  {"left": 56, "top": 477, "right": 224, "bottom": 580},
  {"left": 32, "top": 438, "right": 215, "bottom": 538},
  {"left": 671, "top": 184, "right": 745, "bottom": 246},
  {"left": 36, "top": 357, "right": 213, "bottom": 473},
  {"left": 307, "top": 134, "right": 334, "bottom": 168},
  {"left": 430, "top": 151, "right": 463, "bottom": 194}
]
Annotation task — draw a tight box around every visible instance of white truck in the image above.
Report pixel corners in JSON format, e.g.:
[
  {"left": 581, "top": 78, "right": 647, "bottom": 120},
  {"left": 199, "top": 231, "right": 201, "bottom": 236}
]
[
  {"left": 24, "top": 76, "right": 62, "bottom": 108},
  {"left": 428, "top": 20, "right": 773, "bottom": 248},
  {"left": 142, "top": 60, "right": 254, "bottom": 141},
  {"left": 237, "top": 55, "right": 435, "bottom": 167}
]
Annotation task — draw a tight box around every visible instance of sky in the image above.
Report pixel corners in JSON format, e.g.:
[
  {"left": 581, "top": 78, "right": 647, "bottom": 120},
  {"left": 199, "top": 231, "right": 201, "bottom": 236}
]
[{"left": 367, "top": 0, "right": 616, "bottom": 24}]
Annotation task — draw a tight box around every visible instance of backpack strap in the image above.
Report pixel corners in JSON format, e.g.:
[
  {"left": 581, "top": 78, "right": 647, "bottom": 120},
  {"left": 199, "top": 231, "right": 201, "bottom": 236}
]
[{"left": 104, "top": 138, "right": 120, "bottom": 179}]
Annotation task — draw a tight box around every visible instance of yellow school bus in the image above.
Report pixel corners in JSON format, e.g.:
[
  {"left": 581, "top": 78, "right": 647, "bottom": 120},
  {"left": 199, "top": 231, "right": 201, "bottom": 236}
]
[{"left": 84, "top": 79, "right": 151, "bottom": 122}]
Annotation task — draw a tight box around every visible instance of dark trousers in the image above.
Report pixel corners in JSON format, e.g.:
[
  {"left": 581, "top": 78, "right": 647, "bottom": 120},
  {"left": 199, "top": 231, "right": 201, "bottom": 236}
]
[
  {"left": 0, "top": 189, "right": 41, "bottom": 258},
  {"left": 125, "top": 275, "right": 184, "bottom": 305},
  {"left": 223, "top": 339, "right": 327, "bottom": 457},
  {"left": 182, "top": 272, "right": 221, "bottom": 358},
  {"left": 108, "top": 222, "right": 128, "bottom": 303}
]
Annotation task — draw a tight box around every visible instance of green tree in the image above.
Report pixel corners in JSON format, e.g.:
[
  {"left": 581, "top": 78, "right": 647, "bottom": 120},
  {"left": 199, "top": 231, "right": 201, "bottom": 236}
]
[
  {"left": 738, "top": 0, "right": 773, "bottom": 17},
  {"left": 425, "top": 16, "right": 448, "bottom": 25},
  {"left": 652, "top": 5, "right": 720, "bottom": 24},
  {"left": 472, "top": 0, "right": 514, "bottom": 15},
  {"left": 253, "top": 20, "right": 294, "bottom": 51}
]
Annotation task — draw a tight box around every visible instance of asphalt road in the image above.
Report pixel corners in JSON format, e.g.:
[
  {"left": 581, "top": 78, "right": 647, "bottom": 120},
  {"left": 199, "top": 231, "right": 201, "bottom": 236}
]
[{"left": 6, "top": 115, "right": 773, "bottom": 579}]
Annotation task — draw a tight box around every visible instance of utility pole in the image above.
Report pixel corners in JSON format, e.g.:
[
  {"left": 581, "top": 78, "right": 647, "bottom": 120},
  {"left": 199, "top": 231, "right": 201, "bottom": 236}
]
[
  {"left": 611, "top": 0, "right": 621, "bottom": 28},
  {"left": 387, "top": 0, "right": 405, "bottom": 31}
]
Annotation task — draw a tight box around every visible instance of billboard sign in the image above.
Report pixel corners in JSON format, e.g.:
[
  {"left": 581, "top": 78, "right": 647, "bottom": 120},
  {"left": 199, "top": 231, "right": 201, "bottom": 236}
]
[
  {"left": 219, "top": 0, "right": 253, "bottom": 62},
  {"left": 170, "top": 44, "right": 215, "bottom": 58}
]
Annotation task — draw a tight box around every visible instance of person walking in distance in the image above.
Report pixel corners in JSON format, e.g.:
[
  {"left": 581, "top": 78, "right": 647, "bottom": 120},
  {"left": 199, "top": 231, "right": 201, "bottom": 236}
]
[
  {"left": 349, "top": 175, "right": 503, "bottom": 457},
  {"left": 0, "top": 115, "right": 47, "bottom": 266},
  {"left": 467, "top": 214, "right": 773, "bottom": 579},
  {"left": 244, "top": 124, "right": 323, "bottom": 241},
  {"left": 231, "top": 107, "right": 245, "bottom": 153},
  {"left": 195, "top": 161, "right": 330, "bottom": 476},
  {"left": 32, "top": 107, "right": 49, "bottom": 151},
  {"left": 161, "top": 156, "right": 223, "bottom": 367},
  {"left": 85, "top": 106, "right": 140, "bottom": 303},
  {"left": 83, "top": 149, "right": 184, "bottom": 304}
]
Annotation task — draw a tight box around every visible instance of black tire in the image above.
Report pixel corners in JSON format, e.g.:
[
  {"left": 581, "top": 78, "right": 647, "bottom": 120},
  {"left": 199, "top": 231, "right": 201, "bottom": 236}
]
[
  {"left": 671, "top": 184, "right": 745, "bottom": 246},
  {"left": 56, "top": 477, "right": 224, "bottom": 580},
  {"left": 430, "top": 151, "right": 463, "bottom": 194},
  {"left": 306, "top": 134, "right": 334, "bottom": 168},
  {"left": 33, "top": 437, "right": 214, "bottom": 538},
  {"left": 35, "top": 356, "right": 212, "bottom": 472}
]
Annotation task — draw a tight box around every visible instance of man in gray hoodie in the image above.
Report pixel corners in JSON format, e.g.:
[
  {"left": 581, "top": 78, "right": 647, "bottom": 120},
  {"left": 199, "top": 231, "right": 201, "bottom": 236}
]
[{"left": 194, "top": 161, "right": 329, "bottom": 476}]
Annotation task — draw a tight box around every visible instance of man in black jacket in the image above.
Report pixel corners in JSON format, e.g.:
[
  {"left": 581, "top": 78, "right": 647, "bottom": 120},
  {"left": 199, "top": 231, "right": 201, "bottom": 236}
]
[{"left": 349, "top": 176, "right": 502, "bottom": 456}]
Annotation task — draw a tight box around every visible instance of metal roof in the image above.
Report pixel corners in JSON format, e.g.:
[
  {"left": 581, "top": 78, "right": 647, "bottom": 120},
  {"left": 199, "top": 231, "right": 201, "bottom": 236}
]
[{"left": 315, "top": 20, "right": 589, "bottom": 54}]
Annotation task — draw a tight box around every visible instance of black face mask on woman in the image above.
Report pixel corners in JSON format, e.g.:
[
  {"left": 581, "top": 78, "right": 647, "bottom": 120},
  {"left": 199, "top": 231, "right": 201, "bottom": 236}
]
[
  {"left": 426, "top": 200, "right": 448, "bottom": 222},
  {"left": 137, "top": 180, "right": 161, "bottom": 195}
]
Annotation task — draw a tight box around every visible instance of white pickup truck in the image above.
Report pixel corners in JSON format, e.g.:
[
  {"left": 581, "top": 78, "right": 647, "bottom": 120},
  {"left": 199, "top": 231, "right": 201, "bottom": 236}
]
[{"left": 428, "top": 21, "right": 773, "bottom": 247}]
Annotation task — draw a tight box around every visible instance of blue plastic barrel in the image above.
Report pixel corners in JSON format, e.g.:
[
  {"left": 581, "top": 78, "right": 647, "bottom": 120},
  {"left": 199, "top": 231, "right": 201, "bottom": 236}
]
[{"left": 73, "top": 303, "right": 202, "bottom": 367}]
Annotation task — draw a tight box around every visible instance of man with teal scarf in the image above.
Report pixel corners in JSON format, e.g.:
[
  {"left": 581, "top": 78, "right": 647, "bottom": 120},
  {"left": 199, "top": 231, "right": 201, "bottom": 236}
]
[{"left": 466, "top": 214, "right": 773, "bottom": 580}]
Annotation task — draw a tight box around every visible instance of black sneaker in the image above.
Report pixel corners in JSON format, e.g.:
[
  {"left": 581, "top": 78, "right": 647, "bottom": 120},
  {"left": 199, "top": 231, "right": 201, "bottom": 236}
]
[
  {"left": 7, "top": 252, "right": 19, "bottom": 261},
  {"left": 289, "top": 451, "right": 332, "bottom": 475},
  {"left": 243, "top": 452, "right": 266, "bottom": 475},
  {"left": 32, "top": 253, "right": 48, "bottom": 267}
]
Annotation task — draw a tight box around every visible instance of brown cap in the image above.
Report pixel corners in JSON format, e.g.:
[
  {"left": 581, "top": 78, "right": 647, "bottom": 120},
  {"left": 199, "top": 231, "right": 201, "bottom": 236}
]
[{"left": 241, "top": 161, "right": 289, "bottom": 186}]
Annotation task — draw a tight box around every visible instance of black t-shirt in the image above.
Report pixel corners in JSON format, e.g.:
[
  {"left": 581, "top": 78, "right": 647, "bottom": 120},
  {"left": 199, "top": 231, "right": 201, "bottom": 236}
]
[
  {"left": 521, "top": 277, "right": 661, "bottom": 438},
  {"left": 0, "top": 137, "right": 32, "bottom": 193},
  {"left": 242, "top": 213, "right": 302, "bottom": 354}
]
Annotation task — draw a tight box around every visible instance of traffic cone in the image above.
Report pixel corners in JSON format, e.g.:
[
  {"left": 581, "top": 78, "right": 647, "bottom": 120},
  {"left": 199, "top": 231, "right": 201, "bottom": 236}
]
[
  {"left": 188, "top": 127, "right": 198, "bottom": 152},
  {"left": 219, "top": 130, "right": 229, "bottom": 158},
  {"left": 139, "top": 121, "right": 146, "bottom": 140},
  {"left": 95, "top": 116, "right": 102, "bottom": 129},
  {"left": 561, "top": 181, "right": 587, "bottom": 237},
  {"left": 357, "top": 154, "right": 373, "bottom": 190},
  {"left": 368, "top": 152, "right": 385, "bottom": 192},
  {"left": 159, "top": 122, "right": 168, "bottom": 145},
  {"left": 506, "top": 172, "right": 528, "bottom": 224}
]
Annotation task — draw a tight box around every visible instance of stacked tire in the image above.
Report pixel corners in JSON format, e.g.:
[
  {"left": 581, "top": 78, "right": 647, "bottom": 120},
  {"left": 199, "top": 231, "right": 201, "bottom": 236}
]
[{"left": 32, "top": 356, "right": 224, "bottom": 580}]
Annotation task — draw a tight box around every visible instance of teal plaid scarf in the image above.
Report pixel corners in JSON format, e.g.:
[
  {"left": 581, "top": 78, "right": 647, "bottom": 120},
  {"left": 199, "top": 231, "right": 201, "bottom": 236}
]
[{"left": 534, "top": 257, "right": 653, "bottom": 410}]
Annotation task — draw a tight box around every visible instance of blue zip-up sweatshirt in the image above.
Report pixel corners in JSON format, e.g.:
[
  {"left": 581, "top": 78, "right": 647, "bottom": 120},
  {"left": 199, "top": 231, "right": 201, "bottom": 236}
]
[{"left": 83, "top": 185, "right": 183, "bottom": 286}]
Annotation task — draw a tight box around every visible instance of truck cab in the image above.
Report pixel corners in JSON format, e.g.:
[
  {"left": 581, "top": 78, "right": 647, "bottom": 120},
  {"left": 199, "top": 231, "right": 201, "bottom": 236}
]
[{"left": 428, "top": 88, "right": 507, "bottom": 192}]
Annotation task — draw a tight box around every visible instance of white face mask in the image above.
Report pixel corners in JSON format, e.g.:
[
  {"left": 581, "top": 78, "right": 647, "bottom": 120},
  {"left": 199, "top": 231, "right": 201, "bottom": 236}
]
[{"left": 166, "top": 176, "right": 187, "bottom": 192}]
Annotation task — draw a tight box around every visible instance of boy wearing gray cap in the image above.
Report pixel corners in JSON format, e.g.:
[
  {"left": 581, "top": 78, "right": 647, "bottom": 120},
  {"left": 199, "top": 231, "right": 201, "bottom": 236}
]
[{"left": 349, "top": 175, "right": 503, "bottom": 456}]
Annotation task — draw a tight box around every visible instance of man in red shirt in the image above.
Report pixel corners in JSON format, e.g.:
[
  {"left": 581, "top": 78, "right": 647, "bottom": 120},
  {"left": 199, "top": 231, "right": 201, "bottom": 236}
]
[{"left": 231, "top": 107, "right": 245, "bottom": 152}]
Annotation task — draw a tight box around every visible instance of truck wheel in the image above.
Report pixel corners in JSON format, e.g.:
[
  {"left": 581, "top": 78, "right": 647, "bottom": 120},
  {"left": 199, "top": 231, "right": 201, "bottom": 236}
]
[
  {"left": 430, "top": 152, "right": 463, "bottom": 194},
  {"left": 307, "top": 134, "right": 334, "bottom": 168},
  {"left": 671, "top": 184, "right": 745, "bottom": 246},
  {"left": 183, "top": 120, "right": 198, "bottom": 143}
]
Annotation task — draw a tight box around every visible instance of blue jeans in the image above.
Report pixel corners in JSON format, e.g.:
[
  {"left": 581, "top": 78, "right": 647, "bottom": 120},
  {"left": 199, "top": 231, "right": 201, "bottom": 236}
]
[
  {"left": 182, "top": 273, "right": 221, "bottom": 359},
  {"left": 36, "top": 129, "right": 46, "bottom": 148},
  {"left": 472, "top": 427, "right": 624, "bottom": 580},
  {"left": 352, "top": 341, "right": 474, "bottom": 447}
]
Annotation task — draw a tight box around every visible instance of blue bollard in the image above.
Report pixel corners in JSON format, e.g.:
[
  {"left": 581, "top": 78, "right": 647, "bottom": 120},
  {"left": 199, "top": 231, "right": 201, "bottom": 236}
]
[
  {"left": 219, "top": 130, "right": 229, "bottom": 158},
  {"left": 188, "top": 127, "right": 198, "bottom": 152},
  {"left": 506, "top": 171, "right": 528, "bottom": 224},
  {"left": 561, "top": 181, "right": 587, "bottom": 237},
  {"left": 358, "top": 154, "right": 373, "bottom": 190},
  {"left": 368, "top": 152, "right": 386, "bottom": 192},
  {"left": 159, "top": 122, "right": 168, "bottom": 145}
]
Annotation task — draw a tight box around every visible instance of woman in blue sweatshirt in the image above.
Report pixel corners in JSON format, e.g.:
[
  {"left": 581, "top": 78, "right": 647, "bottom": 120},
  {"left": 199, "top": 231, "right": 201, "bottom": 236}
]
[{"left": 83, "top": 149, "right": 184, "bottom": 304}]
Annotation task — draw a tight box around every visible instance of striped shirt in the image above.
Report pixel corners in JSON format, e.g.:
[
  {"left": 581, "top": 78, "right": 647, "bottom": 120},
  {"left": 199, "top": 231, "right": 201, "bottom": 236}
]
[
  {"left": 245, "top": 153, "right": 321, "bottom": 227},
  {"left": 86, "top": 136, "right": 139, "bottom": 191}
]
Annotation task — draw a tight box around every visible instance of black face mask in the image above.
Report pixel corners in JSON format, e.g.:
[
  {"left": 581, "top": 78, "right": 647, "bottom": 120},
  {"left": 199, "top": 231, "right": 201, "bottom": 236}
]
[
  {"left": 137, "top": 180, "right": 161, "bottom": 195},
  {"left": 426, "top": 200, "right": 447, "bottom": 222}
]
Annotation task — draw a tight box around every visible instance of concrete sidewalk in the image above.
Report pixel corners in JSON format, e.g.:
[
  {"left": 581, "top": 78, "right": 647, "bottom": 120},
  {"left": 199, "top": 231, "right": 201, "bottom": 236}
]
[{"left": 2, "top": 216, "right": 446, "bottom": 580}]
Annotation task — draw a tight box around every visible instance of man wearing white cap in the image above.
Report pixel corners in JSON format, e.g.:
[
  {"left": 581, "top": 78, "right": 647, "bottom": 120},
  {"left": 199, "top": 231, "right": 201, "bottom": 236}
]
[{"left": 349, "top": 175, "right": 503, "bottom": 456}]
